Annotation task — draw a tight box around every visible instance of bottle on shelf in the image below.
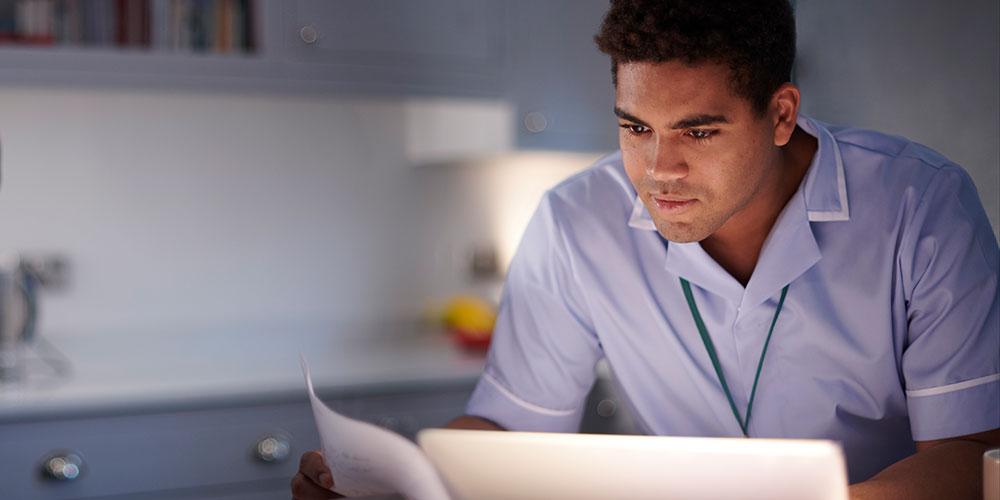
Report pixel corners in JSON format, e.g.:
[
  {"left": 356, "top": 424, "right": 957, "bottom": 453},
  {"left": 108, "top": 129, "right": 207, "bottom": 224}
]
[{"left": 0, "top": 0, "right": 257, "bottom": 54}]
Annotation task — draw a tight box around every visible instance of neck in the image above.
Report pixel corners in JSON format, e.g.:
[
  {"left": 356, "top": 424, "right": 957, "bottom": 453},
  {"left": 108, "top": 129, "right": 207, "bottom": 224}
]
[{"left": 701, "top": 126, "right": 817, "bottom": 286}]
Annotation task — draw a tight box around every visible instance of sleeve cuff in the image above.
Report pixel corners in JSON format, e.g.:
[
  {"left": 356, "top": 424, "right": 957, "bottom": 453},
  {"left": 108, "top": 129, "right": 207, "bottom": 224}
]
[
  {"left": 906, "top": 374, "right": 1000, "bottom": 441},
  {"left": 464, "top": 372, "right": 584, "bottom": 433}
]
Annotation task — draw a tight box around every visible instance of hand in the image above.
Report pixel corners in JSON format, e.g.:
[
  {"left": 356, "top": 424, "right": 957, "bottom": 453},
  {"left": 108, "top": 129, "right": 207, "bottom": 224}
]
[{"left": 291, "top": 450, "right": 342, "bottom": 499}]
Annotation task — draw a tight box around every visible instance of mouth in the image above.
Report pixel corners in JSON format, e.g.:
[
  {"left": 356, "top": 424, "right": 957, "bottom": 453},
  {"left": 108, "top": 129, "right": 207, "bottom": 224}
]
[{"left": 650, "top": 195, "right": 698, "bottom": 214}]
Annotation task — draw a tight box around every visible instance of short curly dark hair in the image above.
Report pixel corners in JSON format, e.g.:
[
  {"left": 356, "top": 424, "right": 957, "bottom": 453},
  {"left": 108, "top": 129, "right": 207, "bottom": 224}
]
[{"left": 594, "top": 0, "right": 796, "bottom": 115}]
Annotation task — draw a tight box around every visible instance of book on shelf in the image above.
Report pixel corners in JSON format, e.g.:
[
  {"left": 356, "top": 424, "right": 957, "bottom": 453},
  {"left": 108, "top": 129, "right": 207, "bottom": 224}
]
[{"left": 0, "top": 0, "right": 256, "bottom": 54}]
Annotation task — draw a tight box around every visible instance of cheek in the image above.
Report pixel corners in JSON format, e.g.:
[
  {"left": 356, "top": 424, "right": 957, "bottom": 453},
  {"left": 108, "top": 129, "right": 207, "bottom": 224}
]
[
  {"left": 621, "top": 146, "right": 647, "bottom": 187},
  {"left": 693, "top": 150, "right": 751, "bottom": 199},
  {"left": 713, "top": 152, "right": 766, "bottom": 201}
]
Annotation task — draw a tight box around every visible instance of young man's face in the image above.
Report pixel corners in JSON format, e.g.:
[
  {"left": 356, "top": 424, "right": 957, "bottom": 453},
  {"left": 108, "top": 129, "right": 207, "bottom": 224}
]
[{"left": 615, "top": 61, "right": 782, "bottom": 243}]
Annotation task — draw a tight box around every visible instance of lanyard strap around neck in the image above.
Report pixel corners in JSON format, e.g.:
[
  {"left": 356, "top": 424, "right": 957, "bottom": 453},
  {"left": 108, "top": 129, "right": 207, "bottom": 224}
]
[{"left": 679, "top": 278, "right": 789, "bottom": 437}]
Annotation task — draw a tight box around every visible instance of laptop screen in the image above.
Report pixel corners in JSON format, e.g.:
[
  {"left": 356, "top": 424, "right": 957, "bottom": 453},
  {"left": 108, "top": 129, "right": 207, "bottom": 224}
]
[{"left": 418, "top": 429, "right": 849, "bottom": 500}]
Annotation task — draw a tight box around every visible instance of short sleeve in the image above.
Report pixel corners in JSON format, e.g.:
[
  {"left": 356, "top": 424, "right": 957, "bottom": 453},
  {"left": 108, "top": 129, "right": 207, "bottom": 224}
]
[
  {"left": 899, "top": 165, "right": 1000, "bottom": 441},
  {"left": 465, "top": 194, "right": 602, "bottom": 432}
]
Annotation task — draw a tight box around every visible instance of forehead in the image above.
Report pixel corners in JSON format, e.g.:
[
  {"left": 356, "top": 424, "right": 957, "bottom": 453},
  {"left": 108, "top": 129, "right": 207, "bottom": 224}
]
[{"left": 615, "top": 61, "right": 746, "bottom": 118}]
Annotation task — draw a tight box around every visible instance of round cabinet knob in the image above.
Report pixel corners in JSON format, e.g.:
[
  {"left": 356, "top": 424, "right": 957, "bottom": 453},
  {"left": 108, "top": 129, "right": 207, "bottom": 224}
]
[
  {"left": 255, "top": 434, "right": 292, "bottom": 463},
  {"left": 523, "top": 111, "right": 549, "bottom": 133},
  {"left": 299, "top": 25, "right": 319, "bottom": 45},
  {"left": 42, "top": 451, "right": 84, "bottom": 481},
  {"left": 596, "top": 399, "right": 617, "bottom": 418}
]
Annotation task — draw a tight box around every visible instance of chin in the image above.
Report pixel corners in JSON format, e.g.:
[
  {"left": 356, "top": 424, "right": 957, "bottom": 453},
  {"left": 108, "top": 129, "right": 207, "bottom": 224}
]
[{"left": 654, "top": 222, "right": 711, "bottom": 244}]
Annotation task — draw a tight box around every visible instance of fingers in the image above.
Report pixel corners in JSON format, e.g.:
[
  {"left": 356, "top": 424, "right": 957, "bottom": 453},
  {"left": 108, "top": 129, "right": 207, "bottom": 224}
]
[
  {"left": 291, "top": 450, "right": 341, "bottom": 499},
  {"left": 290, "top": 471, "right": 341, "bottom": 499},
  {"left": 299, "top": 450, "right": 334, "bottom": 489}
]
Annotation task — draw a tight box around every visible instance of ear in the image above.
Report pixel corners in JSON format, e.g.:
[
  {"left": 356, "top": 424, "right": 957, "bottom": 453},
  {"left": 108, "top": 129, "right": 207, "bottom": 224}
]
[{"left": 770, "top": 83, "right": 800, "bottom": 147}]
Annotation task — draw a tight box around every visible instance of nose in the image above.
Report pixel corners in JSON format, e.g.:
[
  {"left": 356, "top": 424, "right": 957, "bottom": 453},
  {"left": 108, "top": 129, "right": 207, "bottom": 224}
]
[{"left": 646, "top": 137, "right": 688, "bottom": 181}]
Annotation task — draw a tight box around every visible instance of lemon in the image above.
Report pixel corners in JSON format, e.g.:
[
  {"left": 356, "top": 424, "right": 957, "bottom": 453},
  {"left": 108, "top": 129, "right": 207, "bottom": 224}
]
[{"left": 442, "top": 295, "right": 497, "bottom": 335}]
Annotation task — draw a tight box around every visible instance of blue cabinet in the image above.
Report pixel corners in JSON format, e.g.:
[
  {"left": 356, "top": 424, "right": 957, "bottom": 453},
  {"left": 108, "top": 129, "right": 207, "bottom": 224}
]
[
  {"left": 0, "top": 0, "right": 505, "bottom": 97},
  {"left": 280, "top": 0, "right": 505, "bottom": 97},
  {"left": 1, "top": 384, "right": 475, "bottom": 499},
  {"left": 505, "top": 0, "right": 618, "bottom": 153},
  {"left": 0, "top": 0, "right": 618, "bottom": 150}
]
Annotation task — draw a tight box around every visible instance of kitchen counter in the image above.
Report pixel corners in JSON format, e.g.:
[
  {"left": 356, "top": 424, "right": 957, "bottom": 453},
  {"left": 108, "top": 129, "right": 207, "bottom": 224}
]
[
  {"left": 0, "top": 320, "right": 487, "bottom": 423},
  {"left": 0, "top": 322, "right": 639, "bottom": 500},
  {"left": 1, "top": 321, "right": 487, "bottom": 499}
]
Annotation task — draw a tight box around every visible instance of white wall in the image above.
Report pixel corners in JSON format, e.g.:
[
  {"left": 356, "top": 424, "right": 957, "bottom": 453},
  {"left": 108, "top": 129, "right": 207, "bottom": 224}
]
[
  {"left": 0, "top": 87, "right": 431, "bottom": 335},
  {"left": 795, "top": 0, "right": 1000, "bottom": 236},
  {"left": 413, "top": 152, "right": 599, "bottom": 308},
  {"left": 0, "top": 85, "right": 585, "bottom": 338}
]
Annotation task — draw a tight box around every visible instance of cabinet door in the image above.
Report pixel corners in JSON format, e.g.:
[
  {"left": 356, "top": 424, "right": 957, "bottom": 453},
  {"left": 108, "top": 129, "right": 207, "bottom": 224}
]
[
  {"left": 281, "top": 0, "right": 505, "bottom": 97},
  {"left": 0, "top": 402, "right": 317, "bottom": 500},
  {"left": 0, "top": 385, "right": 474, "bottom": 499},
  {"left": 0, "top": 1, "right": 284, "bottom": 90},
  {"left": 329, "top": 384, "right": 475, "bottom": 440},
  {"left": 506, "top": 0, "right": 618, "bottom": 152}
]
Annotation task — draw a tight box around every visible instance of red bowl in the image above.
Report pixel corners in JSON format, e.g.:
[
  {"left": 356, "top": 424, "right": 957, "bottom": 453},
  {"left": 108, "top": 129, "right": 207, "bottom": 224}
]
[{"left": 449, "top": 327, "right": 492, "bottom": 350}]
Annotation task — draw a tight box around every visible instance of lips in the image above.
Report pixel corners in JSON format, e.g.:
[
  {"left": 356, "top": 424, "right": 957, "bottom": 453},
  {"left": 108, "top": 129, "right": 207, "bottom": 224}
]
[{"left": 651, "top": 195, "right": 697, "bottom": 214}]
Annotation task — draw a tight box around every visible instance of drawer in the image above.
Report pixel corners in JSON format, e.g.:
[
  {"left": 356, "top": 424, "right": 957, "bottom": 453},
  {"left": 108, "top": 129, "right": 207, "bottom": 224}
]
[
  {"left": 0, "top": 402, "right": 317, "bottom": 500},
  {"left": 331, "top": 386, "right": 475, "bottom": 439},
  {"left": 0, "top": 385, "right": 475, "bottom": 499}
]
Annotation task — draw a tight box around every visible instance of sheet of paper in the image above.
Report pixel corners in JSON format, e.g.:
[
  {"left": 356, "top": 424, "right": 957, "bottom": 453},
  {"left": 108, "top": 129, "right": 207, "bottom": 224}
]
[{"left": 300, "top": 355, "right": 452, "bottom": 500}]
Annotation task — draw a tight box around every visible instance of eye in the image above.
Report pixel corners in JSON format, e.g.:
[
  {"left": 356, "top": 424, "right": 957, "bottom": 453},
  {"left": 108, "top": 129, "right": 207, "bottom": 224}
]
[
  {"left": 619, "top": 123, "right": 651, "bottom": 136},
  {"left": 686, "top": 129, "right": 717, "bottom": 141}
]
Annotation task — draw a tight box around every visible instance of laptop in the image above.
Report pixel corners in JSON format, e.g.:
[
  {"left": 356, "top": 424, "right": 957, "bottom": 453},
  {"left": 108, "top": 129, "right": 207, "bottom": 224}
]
[{"left": 417, "top": 429, "right": 849, "bottom": 500}]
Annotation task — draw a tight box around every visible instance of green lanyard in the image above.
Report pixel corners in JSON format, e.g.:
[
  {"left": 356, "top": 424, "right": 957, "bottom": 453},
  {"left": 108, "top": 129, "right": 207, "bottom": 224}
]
[{"left": 680, "top": 278, "right": 789, "bottom": 437}]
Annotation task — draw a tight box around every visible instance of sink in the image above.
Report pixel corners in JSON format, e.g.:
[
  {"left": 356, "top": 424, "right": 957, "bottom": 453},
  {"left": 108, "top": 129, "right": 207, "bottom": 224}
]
[{"left": 0, "top": 338, "right": 71, "bottom": 391}]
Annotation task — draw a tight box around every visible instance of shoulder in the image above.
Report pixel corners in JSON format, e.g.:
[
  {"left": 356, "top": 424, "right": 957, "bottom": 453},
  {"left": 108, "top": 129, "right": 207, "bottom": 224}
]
[
  {"left": 540, "top": 151, "right": 635, "bottom": 225},
  {"left": 546, "top": 151, "right": 634, "bottom": 205},
  {"left": 825, "top": 123, "right": 997, "bottom": 273},
  {"left": 824, "top": 122, "right": 982, "bottom": 215},
  {"left": 828, "top": 123, "right": 954, "bottom": 180}
]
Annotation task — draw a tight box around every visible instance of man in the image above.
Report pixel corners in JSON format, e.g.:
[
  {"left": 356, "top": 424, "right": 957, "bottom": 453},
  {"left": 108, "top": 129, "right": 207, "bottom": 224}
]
[{"left": 293, "top": 0, "right": 1000, "bottom": 498}]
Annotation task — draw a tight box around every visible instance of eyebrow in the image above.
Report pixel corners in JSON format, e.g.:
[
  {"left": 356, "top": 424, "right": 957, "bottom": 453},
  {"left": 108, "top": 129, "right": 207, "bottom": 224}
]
[{"left": 614, "top": 107, "right": 730, "bottom": 129}]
